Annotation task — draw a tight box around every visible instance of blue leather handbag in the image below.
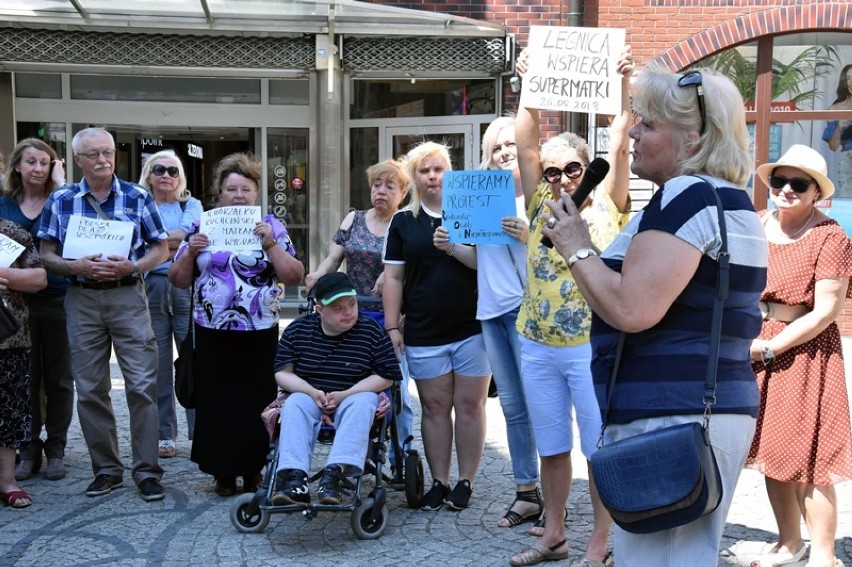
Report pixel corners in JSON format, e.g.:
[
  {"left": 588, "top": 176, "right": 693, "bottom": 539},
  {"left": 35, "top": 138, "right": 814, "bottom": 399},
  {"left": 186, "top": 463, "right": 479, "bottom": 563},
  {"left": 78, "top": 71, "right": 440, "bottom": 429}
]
[{"left": 590, "top": 182, "right": 728, "bottom": 534}]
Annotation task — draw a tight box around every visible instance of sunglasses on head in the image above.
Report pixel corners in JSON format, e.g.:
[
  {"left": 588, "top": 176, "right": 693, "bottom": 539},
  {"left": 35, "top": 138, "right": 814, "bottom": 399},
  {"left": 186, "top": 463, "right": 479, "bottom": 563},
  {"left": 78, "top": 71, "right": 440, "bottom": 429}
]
[
  {"left": 542, "top": 162, "right": 585, "bottom": 184},
  {"left": 152, "top": 164, "right": 180, "bottom": 178},
  {"left": 677, "top": 70, "right": 706, "bottom": 135},
  {"left": 768, "top": 175, "right": 815, "bottom": 194}
]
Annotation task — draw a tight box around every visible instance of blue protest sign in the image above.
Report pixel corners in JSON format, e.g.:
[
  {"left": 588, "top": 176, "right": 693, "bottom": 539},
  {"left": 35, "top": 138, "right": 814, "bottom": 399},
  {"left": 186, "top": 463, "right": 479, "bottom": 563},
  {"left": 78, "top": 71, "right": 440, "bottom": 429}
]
[{"left": 442, "top": 170, "right": 516, "bottom": 244}]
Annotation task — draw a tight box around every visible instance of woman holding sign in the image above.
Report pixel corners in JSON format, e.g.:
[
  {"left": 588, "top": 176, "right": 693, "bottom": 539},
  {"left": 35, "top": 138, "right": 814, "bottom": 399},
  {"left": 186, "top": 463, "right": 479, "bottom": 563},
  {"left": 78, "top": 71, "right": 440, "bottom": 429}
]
[
  {"left": 474, "top": 116, "right": 544, "bottom": 528},
  {"left": 508, "top": 47, "right": 633, "bottom": 567},
  {"left": 169, "top": 153, "right": 303, "bottom": 496},
  {"left": 0, "top": 217, "right": 47, "bottom": 508},
  {"left": 1, "top": 138, "right": 72, "bottom": 482},
  {"left": 138, "top": 150, "right": 202, "bottom": 457},
  {"left": 383, "top": 141, "right": 491, "bottom": 512}
]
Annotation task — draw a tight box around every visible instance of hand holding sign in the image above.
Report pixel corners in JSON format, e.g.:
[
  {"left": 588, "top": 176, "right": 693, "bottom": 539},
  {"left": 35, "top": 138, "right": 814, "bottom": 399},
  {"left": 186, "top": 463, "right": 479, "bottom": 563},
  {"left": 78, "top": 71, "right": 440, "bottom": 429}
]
[
  {"left": 520, "top": 26, "right": 626, "bottom": 116},
  {"left": 62, "top": 216, "right": 134, "bottom": 260}
]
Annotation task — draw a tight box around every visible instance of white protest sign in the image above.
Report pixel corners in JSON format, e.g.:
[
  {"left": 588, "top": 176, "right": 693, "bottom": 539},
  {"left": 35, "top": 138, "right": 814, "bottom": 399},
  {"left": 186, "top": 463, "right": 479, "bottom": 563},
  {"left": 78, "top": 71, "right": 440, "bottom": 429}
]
[
  {"left": 0, "top": 233, "right": 25, "bottom": 268},
  {"left": 62, "top": 215, "right": 135, "bottom": 260},
  {"left": 520, "top": 26, "right": 625, "bottom": 116},
  {"left": 200, "top": 206, "right": 262, "bottom": 251}
]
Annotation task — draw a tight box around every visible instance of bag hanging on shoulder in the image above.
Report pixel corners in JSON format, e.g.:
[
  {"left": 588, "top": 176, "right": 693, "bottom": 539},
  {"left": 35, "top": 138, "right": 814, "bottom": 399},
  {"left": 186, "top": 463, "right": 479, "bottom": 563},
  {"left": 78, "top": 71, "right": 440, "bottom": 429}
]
[
  {"left": 174, "top": 280, "right": 197, "bottom": 409},
  {"left": 0, "top": 297, "right": 22, "bottom": 341},
  {"left": 589, "top": 180, "right": 728, "bottom": 534}
]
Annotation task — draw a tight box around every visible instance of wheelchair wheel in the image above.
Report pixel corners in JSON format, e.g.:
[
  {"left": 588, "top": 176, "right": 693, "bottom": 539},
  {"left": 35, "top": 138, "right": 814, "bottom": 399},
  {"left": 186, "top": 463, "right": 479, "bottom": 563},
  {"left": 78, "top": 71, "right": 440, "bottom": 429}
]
[
  {"left": 351, "top": 497, "right": 389, "bottom": 540},
  {"left": 230, "top": 492, "right": 270, "bottom": 533},
  {"left": 404, "top": 450, "right": 424, "bottom": 509}
]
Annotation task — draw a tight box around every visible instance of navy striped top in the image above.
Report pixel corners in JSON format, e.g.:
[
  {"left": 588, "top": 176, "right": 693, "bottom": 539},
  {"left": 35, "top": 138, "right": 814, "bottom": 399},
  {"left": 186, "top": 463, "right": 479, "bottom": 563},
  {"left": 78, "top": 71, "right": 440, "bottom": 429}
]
[
  {"left": 590, "top": 176, "right": 768, "bottom": 424},
  {"left": 275, "top": 313, "right": 402, "bottom": 392}
]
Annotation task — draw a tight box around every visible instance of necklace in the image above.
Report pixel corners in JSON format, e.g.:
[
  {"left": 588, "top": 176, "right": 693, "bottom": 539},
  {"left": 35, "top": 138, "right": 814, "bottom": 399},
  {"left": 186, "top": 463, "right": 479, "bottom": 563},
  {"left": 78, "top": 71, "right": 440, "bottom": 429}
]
[{"left": 775, "top": 207, "right": 815, "bottom": 239}]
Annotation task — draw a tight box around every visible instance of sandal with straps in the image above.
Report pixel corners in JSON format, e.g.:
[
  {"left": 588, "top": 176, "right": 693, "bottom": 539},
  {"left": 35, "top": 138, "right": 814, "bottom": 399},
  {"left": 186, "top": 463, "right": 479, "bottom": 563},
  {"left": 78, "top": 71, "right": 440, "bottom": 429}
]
[
  {"left": 510, "top": 538, "right": 569, "bottom": 566},
  {"left": 498, "top": 486, "right": 543, "bottom": 528},
  {"left": 527, "top": 507, "right": 569, "bottom": 536}
]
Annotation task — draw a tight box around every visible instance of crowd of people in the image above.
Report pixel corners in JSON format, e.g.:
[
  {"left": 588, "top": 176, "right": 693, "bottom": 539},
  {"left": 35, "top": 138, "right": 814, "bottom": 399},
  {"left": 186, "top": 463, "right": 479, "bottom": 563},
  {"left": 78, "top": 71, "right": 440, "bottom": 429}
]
[{"left": 0, "top": 48, "right": 851, "bottom": 567}]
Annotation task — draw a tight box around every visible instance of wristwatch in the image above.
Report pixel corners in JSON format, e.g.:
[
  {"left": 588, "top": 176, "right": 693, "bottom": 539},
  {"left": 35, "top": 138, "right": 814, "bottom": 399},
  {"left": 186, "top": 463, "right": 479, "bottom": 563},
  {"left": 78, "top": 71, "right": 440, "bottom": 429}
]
[
  {"left": 760, "top": 342, "right": 775, "bottom": 363},
  {"left": 567, "top": 248, "right": 597, "bottom": 268},
  {"left": 131, "top": 260, "right": 140, "bottom": 275}
]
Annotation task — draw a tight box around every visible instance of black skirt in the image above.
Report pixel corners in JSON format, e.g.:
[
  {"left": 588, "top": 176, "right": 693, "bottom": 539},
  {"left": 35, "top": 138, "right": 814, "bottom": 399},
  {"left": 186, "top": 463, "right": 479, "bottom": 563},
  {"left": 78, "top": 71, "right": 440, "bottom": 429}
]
[{"left": 190, "top": 324, "right": 279, "bottom": 479}]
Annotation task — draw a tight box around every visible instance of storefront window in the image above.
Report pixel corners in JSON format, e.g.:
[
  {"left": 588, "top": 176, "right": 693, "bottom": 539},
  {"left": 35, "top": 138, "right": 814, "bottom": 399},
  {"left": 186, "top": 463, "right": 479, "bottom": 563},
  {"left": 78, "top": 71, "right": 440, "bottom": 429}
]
[
  {"left": 351, "top": 78, "right": 496, "bottom": 119},
  {"left": 71, "top": 75, "right": 261, "bottom": 104},
  {"left": 15, "top": 73, "right": 61, "bottom": 99},
  {"left": 267, "top": 128, "right": 309, "bottom": 299},
  {"left": 269, "top": 79, "right": 310, "bottom": 105}
]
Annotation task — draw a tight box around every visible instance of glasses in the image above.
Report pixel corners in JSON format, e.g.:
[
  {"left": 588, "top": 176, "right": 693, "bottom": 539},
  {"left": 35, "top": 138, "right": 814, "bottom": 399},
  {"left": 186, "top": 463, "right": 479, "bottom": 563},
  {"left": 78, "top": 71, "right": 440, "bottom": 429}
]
[
  {"left": 77, "top": 149, "right": 116, "bottom": 160},
  {"left": 152, "top": 164, "right": 180, "bottom": 178},
  {"left": 768, "top": 175, "right": 815, "bottom": 194},
  {"left": 542, "top": 162, "right": 586, "bottom": 184},
  {"left": 677, "top": 70, "right": 706, "bottom": 135}
]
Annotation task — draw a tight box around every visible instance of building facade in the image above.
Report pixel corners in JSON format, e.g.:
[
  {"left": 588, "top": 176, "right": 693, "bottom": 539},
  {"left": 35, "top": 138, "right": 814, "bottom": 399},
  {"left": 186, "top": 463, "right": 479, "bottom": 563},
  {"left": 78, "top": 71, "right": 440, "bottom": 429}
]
[{"left": 2, "top": 1, "right": 852, "bottom": 327}]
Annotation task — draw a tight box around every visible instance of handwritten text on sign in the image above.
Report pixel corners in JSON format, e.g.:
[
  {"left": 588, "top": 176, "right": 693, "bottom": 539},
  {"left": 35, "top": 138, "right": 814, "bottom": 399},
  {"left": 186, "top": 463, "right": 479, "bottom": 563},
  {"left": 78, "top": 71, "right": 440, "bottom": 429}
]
[
  {"left": 520, "top": 26, "right": 625, "bottom": 116},
  {"left": 0, "top": 233, "right": 25, "bottom": 268},
  {"left": 62, "top": 216, "right": 134, "bottom": 260},
  {"left": 442, "top": 170, "right": 516, "bottom": 245},
  {"left": 200, "top": 206, "right": 262, "bottom": 251}
]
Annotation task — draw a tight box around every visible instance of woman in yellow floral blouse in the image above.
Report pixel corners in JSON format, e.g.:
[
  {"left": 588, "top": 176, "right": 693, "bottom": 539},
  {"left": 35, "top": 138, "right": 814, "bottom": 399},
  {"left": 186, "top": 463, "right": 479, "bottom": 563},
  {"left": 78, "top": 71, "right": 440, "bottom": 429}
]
[{"left": 509, "top": 47, "right": 633, "bottom": 567}]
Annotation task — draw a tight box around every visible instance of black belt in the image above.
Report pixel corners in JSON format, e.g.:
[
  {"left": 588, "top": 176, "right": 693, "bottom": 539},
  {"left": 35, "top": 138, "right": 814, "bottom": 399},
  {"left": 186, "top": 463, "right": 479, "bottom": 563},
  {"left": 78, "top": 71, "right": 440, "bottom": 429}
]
[{"left": 71, "top": 277, "right": 141, "bottom": 290}]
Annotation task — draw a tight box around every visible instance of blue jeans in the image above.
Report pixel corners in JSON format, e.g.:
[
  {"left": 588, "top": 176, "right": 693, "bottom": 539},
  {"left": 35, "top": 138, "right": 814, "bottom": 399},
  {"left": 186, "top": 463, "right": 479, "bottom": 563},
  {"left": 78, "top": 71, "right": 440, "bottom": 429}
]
[
  {"left": 481, "top": 307, "right": 539, "bottom": 485},
  {"left": 145, "top": 273, "right": 192, "bottom": 441}
]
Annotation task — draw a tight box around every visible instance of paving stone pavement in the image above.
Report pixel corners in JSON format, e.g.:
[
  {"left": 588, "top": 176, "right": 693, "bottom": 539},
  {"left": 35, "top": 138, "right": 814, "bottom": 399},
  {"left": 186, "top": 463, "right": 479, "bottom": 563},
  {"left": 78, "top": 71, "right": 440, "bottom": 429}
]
[{"left": 1, "top": 327, "right": 850, "bottom": 566}]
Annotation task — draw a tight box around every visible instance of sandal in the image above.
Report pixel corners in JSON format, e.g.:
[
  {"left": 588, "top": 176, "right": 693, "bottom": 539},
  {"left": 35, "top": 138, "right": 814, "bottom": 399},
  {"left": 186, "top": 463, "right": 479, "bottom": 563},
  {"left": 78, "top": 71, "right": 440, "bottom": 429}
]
[
  {"left": 510, "top": 538, "right": 569, "bottom": 566},
  {"left": 750, "top": 542, "right": 809, "bottom": 567},
  {"left": 498, "top": 487, "right": 543, "bottom": 528},
  {"left": 572, "top": 551, "right": 614, "bottom": 567},
  {"left": 527, "top": 507, "right": 569, "bottom": 536},
  {"left": 1, "top": 489, "right": 33, "bottom": 509}
]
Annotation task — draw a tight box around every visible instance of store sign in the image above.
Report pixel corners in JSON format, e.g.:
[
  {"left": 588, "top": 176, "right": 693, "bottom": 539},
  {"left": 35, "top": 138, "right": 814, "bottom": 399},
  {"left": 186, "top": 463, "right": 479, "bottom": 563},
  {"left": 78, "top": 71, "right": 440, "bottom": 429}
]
[{"left": 187, "top": 143, "right": 203, "bottom": 159}]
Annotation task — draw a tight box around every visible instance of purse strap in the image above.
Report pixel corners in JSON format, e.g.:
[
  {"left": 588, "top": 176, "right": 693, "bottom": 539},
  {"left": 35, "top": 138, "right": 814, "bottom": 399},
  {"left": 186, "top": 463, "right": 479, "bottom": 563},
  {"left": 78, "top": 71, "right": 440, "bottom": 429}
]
[
  {"left": 599, "top": 177, "right": 729, "bottom": 438},
  {"left": 84, "top": 193, "right": 112, "bottom": 221},
  {"left": 506, "top": 244, "right": 525, "bottom": 289}
]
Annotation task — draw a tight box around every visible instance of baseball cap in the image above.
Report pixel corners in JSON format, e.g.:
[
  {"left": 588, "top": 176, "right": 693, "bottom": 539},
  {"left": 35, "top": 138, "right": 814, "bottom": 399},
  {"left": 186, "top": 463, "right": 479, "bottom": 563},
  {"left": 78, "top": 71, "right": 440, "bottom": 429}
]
[{"left": 314, "top": 272, "right": 357, "bottom": 306}]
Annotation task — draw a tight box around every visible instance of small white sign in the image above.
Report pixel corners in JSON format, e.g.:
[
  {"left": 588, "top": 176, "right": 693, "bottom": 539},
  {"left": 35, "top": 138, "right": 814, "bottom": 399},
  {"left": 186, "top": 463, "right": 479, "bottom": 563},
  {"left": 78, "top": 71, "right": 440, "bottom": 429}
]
[
  {"left": 520, "top": 26, "right": 625, "bottom": 116},
  {"left": 200, "top": 206, "right": 262, "bottom": 252},
  {"left": 62, "top": 215, "right": 135, "bottom": 260},
  {"left": 0, "top": 233, "right": 25, "bottom": 268}
]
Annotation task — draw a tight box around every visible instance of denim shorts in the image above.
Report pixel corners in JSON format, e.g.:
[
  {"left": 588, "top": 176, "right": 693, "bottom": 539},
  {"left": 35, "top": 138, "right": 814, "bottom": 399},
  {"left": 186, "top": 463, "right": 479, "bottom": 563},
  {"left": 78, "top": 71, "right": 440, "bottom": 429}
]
[{"left": 406, "top": 334, "right": 491, "bottom": 380}]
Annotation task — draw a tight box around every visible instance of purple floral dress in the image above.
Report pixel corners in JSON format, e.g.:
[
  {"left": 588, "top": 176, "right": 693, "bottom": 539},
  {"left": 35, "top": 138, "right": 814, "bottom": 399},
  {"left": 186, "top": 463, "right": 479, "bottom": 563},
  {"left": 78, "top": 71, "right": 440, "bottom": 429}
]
[{"left": 175, "top": 214, "right": 297, "bottom": 331}]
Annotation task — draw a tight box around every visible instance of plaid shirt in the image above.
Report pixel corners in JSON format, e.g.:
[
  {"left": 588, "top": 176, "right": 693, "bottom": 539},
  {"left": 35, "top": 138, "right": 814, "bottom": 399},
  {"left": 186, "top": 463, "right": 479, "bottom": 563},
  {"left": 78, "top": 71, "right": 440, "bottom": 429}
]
[{"left": 37, "top": 176, "right": 167, "bottom": 271}]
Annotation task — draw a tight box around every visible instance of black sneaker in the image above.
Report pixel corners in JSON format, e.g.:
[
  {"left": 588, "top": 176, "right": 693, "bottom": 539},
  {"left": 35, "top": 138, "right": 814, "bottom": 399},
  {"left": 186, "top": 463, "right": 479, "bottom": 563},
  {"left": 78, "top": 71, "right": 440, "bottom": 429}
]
[
  {"left": 271, "top": 469, "right": 309, "bottom": 505},
  {"left": 445, "top": 479, "right": 472, "bottom": 510},
  {"left": 317, "top": 465, "right": 346, "bottom": 505},
  {"left": 85, "top": 474, "right": 124, "bottom": 497},
  {"left": 139, "top": 478, "right": 165, "bottom": 502},
  {"left": 420, "top": 479, "right": 450, "bottom": 511}
]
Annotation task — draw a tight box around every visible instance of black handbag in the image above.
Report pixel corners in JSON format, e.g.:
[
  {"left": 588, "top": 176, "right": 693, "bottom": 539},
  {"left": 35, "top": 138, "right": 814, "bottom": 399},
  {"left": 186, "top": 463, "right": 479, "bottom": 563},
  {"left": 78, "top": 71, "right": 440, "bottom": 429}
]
[
  {"left": 590, "top": 182, "right": 728, "bottom": 534},
  {"left": 174, "top": 280, "right": 196, "bottom": 409},
  {"left": 0, "top": 296, "right": 22, "bottom": 341}
]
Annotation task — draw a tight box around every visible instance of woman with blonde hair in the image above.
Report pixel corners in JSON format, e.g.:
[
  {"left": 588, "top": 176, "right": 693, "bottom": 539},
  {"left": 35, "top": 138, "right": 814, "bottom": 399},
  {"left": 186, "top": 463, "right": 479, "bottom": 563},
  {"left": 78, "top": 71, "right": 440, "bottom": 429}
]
[
  {"left": 543, "top": 66, "right": 767, "bottom": 566},
  {"left": 383, "top": 141, "right": 491, "bottom": 511},
  {"left": 138, "top": 149, "right": 203, "bottom": 455}
]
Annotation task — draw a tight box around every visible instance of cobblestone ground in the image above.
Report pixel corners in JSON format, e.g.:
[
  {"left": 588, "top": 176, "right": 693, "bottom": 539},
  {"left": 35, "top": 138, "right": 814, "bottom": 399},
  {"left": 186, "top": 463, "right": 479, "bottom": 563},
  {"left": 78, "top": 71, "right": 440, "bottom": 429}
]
[{"left": 1, "top": 331, "right": 849, "bottom": 566}]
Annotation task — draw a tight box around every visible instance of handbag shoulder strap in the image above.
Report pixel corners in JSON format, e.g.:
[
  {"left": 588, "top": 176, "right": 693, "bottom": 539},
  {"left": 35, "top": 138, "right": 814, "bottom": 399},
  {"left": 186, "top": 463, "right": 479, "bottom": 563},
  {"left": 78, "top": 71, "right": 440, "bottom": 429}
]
[
  {"left": 84, "top": 193, "right": 111, "bottom": 221},
  {"left": 601, "top": 175, "right": 729, "bottom": 431},
  {"left": 506, "top": 244, "right": 525, "bottom": 289}
]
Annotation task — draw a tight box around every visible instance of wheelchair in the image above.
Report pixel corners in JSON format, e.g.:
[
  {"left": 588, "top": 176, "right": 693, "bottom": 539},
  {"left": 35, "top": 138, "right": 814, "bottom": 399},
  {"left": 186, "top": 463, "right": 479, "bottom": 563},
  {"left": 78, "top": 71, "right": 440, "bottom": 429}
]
[{"left": 230, "top": 297, "right": 424, "bottom": 539}]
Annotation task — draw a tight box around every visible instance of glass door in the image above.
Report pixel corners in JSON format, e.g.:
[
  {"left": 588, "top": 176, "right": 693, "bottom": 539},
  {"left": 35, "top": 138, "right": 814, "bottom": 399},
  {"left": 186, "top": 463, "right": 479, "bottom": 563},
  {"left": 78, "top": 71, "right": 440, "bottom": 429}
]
[{"left": 384, "top": 125, "right": 474, "bottom": 172}]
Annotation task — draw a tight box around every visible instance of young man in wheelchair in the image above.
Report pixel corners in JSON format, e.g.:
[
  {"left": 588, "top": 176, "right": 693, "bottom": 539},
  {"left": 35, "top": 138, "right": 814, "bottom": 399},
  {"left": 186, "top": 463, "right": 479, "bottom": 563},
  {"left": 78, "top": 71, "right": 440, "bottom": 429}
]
[{"left": 272, "top": 272, "right": 402, "bottom": 505}]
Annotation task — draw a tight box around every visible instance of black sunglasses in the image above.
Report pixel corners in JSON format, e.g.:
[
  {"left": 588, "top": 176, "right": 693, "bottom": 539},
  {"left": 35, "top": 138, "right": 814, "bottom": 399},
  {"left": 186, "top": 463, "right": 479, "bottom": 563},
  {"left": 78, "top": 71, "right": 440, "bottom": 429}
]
[
  {"left": 768, "top": 175, "right": 815, "bottom": 194},
  {"left": 677, "top": 70, "right": 706, "bottom": 135},
  {"left": 542, "top": 162, "right": 585, "bottom": 184},
  {"left": 152, "top": 164, "right": 180, "bottom": 178}
]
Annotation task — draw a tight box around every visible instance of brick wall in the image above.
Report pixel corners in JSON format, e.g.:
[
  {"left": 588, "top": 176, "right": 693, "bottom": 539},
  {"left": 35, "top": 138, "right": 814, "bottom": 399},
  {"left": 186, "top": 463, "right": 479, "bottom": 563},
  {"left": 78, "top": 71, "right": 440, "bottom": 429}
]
[{"left": 374, "top": 0, "right": 852, "bottom": 334}]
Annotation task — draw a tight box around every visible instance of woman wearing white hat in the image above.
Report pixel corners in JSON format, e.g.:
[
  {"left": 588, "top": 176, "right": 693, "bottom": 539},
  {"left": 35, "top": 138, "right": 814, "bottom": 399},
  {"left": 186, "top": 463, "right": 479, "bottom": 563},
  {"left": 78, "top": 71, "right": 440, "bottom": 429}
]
[{"left": 747, "top": 144, "right": 852, "bottom": 567}]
